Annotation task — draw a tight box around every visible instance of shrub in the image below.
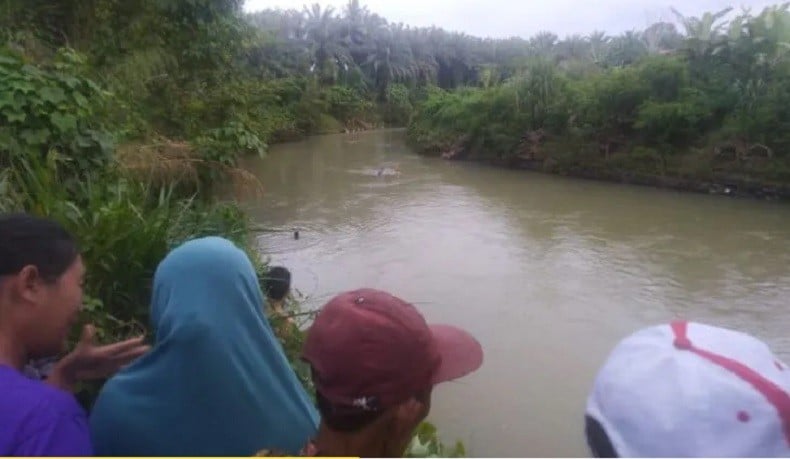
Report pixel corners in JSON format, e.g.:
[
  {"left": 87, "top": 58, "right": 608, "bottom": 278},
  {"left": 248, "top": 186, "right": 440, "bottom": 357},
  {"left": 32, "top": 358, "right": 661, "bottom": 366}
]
[{"left": 0, "top": 48, "right": 114, "bottom": 185}]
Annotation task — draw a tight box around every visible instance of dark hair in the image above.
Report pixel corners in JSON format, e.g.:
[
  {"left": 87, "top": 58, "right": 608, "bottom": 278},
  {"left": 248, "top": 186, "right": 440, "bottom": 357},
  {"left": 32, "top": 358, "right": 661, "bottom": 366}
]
[
  {"left": 313, "top": 365, "right": 431, "bottom": 433},
  {"left": 0, "top": 213, "right": 79, "bottom": 283},
  {"left": 263, "top": 266, "right": 291, "bottom": 301},
  {"left": 585, "top": 415, "right": 618, "bottom": 458},
  {"left": 315, "top": 390, "right": 385, "bottom": 432}
]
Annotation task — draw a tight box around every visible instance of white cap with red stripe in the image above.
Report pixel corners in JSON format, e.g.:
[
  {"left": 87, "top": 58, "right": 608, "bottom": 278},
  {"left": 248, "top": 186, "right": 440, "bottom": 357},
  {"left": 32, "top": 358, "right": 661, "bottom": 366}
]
[{"left": 586, "top": 321, "right": 790, "bottom": 457}]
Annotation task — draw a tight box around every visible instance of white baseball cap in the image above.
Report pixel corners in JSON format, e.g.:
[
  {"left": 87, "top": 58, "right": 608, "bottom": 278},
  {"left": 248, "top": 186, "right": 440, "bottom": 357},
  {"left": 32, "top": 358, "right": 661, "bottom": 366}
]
[{"left": 586, "top": 321, "right": 790, "bottom": 457}]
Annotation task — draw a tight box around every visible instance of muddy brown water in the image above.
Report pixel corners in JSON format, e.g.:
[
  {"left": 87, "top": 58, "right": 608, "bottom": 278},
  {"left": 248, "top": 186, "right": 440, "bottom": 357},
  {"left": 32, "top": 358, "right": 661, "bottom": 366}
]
[{"left": 239, "top": 129, "right": 790, "bottom": 457}]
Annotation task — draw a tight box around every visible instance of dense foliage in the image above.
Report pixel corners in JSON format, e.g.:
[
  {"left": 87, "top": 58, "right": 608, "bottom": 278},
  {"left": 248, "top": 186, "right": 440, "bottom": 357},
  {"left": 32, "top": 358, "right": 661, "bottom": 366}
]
[{"left": 406, "top": 4, "right": 790, "bottom": 194}]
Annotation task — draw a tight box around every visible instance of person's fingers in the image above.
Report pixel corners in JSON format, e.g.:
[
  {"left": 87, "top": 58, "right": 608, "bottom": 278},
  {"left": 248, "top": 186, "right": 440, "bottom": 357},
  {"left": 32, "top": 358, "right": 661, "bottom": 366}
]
[
  {"left": 94, "top": 345, "right": 150, "bottom": 376},
  {"left": 82, "top": 344, "right": 149, "bottom": 378},
  {"left": 79, "top": 324, "right": 96, "bottom": 346},
  {"left": 113, "top": 344, "right": 150, "bottom": 363},
  {"left": 93, "top": 335, "right": 147, "bottom": 356}
]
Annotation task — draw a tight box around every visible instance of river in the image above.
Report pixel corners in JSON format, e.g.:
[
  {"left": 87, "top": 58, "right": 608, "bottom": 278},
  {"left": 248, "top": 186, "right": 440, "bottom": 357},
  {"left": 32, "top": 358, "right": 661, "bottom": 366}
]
[{"left": 239, "top": 129, "right": 790, "bottom": 457}]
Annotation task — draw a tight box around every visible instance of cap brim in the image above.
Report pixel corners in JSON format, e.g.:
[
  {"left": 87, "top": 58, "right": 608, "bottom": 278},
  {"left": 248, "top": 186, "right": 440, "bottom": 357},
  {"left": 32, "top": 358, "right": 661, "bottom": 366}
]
[{"left": 429, "top": 324, "right": 483, "bottom": 385}]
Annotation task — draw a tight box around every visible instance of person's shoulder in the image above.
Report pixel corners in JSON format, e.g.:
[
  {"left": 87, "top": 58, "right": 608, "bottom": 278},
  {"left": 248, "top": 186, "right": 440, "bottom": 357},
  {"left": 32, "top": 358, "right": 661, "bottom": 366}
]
[
  {"left": 0, "top": 367, "right": 83, "bottom": 421},
  {"left": 0, "top": 366, "right": 90, "bottom": 455},
  {"left": 0, "top": 366, "right": 82, "bottom": 415},
  {"left": 31, "top": 381, "right": 86, "bottom": 419}
]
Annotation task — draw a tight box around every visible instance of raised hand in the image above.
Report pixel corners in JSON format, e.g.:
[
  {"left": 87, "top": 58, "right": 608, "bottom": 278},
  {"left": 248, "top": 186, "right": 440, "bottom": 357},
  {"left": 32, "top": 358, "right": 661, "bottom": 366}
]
[{"left": 47, "top": 325, "right": 150, "bottom": 391}]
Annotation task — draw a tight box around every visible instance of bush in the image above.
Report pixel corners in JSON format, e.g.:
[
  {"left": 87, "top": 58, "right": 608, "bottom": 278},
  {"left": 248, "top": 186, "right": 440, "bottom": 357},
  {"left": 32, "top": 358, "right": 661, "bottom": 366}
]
[
  {"left": 380, "top": 83, "right": 413, "bottom": 126},
  {"left": 325, "top": 85, "right": 372, "bottom": 125},
  {"left": 0, "top": 48, "right": 114, "bottom": 185},
  {"left": 0, "top": 151, "right": 251, "bottom": 334},
  {"left": 635, "top": 93, "right": 710, "bottom": 148}
]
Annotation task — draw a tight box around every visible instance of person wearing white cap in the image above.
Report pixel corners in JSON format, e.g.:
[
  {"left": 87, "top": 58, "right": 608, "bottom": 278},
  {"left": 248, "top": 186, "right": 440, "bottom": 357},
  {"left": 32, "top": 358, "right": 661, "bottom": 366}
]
[{"left": 585, "top": 320, "right": 790, "bottom": 457}]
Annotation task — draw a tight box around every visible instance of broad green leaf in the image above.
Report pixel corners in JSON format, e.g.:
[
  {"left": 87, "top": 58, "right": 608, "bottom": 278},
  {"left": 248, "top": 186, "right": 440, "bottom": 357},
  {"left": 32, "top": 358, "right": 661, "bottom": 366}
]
[
  {"left": 61, "top": 76, "right": 81, "bottom": 89},
  {"left": 89, "top": 130, "right": 115, "bottom": 153},
  {"left": 12, "top": 81, "right": 35, "bottom": 94},
  {"left": 51, "top": 112, "right": 77, "bottom": 132},
  {"left": 20, "top": 128, "right": 51, "bottom": 146},
  {"left": 0, "top": 92, "right": 14, "bottom": 109},
  {"left": 86, "top": 80, "right": 103, "bottom": 92},
  {"left": 41, "top": 86, "right": 67, "bottom": 105},
  {"left": 4, "top": 111, "right": 26, "bottom": 123},
  {"left": 73, "top": 92, "right": 89, "bottom": 108}
]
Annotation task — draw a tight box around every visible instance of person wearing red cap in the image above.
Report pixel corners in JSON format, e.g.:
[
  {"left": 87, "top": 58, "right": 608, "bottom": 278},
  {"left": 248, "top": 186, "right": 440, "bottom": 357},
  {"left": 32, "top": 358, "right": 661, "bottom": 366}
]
[{"left": 292, "top": 288, "right": 484, "bottom": 457}]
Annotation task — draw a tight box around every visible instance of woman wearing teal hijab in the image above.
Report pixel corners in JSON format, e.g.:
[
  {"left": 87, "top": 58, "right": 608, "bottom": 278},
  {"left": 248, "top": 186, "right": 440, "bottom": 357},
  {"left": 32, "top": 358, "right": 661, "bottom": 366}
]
[{"left": 89, "top": 237, "right": 319, "bottom": 456}]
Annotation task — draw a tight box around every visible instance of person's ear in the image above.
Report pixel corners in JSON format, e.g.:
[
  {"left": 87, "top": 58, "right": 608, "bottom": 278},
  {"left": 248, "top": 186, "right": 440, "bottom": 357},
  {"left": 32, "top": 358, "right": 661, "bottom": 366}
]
[
  {"left": 397, "top": 397, "right": 427, "bottom": 427},
  {"left": 386, "top": 398, "right": 428, "bottom": 455},
  {"left": 15, "top": 265, "right": 43, "bottom": 303}
]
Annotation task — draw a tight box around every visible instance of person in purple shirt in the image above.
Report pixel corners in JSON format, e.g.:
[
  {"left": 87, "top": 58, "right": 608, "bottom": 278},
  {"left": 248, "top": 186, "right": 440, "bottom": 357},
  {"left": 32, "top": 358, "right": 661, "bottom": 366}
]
[{"left": 0, "top": 213, "right": 149, "bottom": 456}]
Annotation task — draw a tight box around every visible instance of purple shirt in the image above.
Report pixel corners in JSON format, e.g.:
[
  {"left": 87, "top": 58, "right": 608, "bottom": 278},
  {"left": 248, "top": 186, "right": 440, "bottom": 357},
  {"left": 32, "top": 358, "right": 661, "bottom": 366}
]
[{"left": 0, "top": 365, "right": 93, "bottom": 456}]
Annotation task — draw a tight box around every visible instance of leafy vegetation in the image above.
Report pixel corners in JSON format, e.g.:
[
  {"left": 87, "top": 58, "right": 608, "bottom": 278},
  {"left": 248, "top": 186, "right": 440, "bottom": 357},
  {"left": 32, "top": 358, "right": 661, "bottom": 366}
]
[
  {"left": 406, "top": 4, "right": 790, "bottom": 197},
  {"left": 0, "top": 49, "right": 114, "bottom": 186},
  {"left": 406, "top": 422, "right": 466, "bottom": 458}
]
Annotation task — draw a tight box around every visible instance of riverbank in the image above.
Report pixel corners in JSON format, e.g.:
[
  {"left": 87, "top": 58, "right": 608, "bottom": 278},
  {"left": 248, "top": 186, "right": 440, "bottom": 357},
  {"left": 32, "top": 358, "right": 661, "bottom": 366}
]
[
  {"left": 424, "top": 148, "right": 790, "bottom": 202},
  {"left": 406, "top": 73, "right": 790, "bottom": 203},
  {"left": 275, "top": 125, "right": 790, "bottom": 202}
]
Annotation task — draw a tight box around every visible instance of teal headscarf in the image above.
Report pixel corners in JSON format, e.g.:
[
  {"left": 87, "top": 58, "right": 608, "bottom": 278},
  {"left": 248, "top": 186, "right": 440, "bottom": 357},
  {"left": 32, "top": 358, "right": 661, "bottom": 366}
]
[{"left": 89, "top": 237, "right": 319, "bottom": 456}]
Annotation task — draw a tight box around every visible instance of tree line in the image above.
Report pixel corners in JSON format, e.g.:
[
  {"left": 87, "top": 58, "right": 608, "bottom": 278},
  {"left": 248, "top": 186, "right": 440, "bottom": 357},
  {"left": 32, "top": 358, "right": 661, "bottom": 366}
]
[{"left": 398, "top": 3, "right": 790, "bottom": 193}]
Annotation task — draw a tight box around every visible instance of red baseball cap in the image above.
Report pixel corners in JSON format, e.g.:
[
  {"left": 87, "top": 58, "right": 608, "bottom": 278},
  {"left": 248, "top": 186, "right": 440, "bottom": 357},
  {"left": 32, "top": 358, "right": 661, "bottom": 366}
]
[{"left": 302, "top": 289, "right": 483, "bottom": 413}]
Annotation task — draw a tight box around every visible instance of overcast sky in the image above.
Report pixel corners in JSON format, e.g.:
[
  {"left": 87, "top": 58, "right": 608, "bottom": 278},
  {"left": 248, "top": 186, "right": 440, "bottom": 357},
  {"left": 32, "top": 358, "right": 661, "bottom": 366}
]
[{"left": 243, "top": 0, "right": 780, "bottom": 38}]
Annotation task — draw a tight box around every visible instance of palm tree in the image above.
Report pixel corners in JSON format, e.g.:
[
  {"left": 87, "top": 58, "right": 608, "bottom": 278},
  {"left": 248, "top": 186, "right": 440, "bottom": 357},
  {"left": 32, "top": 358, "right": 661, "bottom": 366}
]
[
  {"left": 302, "top": 3, "right": 350, "bottom": 84},
  {"left": 642, "top": 22, "right": 682, "bottom": 54},
  {"left": 342, "top": 0, "right": 368, "bottom": 40},
  {"left": 588, "top": 30, "right": 610, "bottom": 64},
  {"left": 604, "top": 31, "right": 648, "bottom": 66},
  {"left": 361, "top": 23, "right": 417, "bottom": 100},
  {"left": 556, "top": 35, "right": 590, "bottom": 62},
  {"left": 671, "top": 7, "right": 733, "bottom": 58},
  {"left": 747, "top": 3, "right": 790, "bottom": 60},
  {"left": 529, "top": 31, "right": 558, "bottom": 58},
  {"left": 408, "top": 29, "right": 439, "bottom": 85}
]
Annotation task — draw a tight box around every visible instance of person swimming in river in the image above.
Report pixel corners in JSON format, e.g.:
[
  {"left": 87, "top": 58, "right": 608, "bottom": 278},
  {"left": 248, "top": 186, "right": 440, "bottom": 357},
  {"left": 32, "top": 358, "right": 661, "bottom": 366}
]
[{"left": 375, "top": 164, "right": 401, "bottom": 177}]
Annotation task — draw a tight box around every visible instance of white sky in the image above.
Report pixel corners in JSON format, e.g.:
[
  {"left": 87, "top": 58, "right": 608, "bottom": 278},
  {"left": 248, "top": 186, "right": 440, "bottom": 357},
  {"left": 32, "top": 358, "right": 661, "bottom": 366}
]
[{"left": 243, "top": 0, "right": 781, "bottom": 38}]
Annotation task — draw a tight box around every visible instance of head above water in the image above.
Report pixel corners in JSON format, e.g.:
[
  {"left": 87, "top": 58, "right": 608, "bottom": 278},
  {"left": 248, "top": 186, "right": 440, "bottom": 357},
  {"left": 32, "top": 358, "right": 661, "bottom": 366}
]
[
  {"left": 302, "top": 288, "right": 483, "bottom": 457},
  {"left": 263, "top": 266, "right": 291, "bottom": 302},
  {"left": 586, "top": 321, "right": 790, "bottom": 457},
  {"left": 0, "top": 213, "right": 84, "bottom": 365}
]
